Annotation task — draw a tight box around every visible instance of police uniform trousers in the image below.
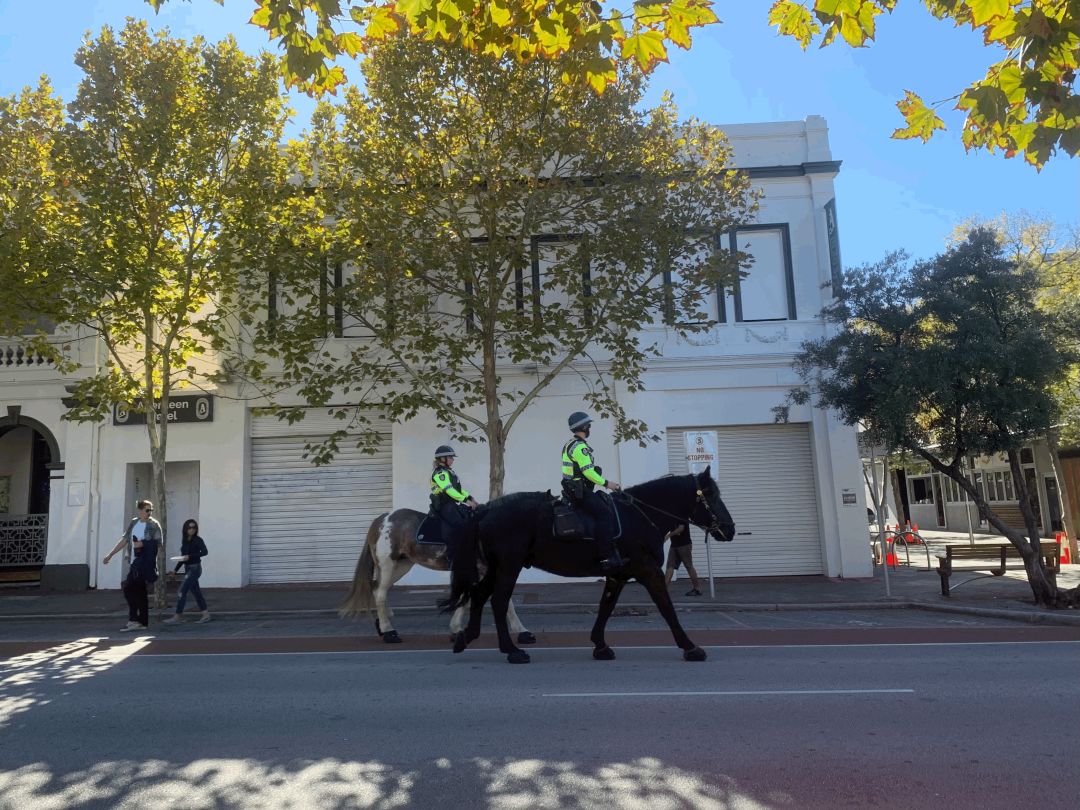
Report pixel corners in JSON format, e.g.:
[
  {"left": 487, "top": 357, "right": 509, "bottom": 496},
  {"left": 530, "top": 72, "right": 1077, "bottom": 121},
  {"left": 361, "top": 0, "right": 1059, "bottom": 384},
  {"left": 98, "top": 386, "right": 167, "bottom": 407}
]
[{"left": 437, "top": 500, "right": 472, "bottom": 562}]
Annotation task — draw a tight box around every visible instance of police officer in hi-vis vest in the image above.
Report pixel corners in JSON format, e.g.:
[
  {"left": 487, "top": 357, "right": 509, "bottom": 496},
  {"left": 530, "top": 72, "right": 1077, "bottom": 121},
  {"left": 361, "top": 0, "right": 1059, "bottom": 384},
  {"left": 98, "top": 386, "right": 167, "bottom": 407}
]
[
  {"left": 561, "top": 412, "right": 625, "bottom": 572},
  {"left": 430, "top": 445, "right": 478, "bottom": 561}
]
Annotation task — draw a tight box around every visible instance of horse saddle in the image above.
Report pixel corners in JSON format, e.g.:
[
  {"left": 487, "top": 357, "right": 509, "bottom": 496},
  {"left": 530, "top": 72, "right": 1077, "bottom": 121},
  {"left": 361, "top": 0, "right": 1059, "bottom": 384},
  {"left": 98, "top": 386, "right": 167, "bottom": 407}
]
[
  {"left": 552, "top": 494, "right": 624, "bottom": 543},
  {"left": 552, "top": 499, "right": 590, "bottom": 541},
  {"left": 415, "top": 512, "right": 445, "bottom": 546}
]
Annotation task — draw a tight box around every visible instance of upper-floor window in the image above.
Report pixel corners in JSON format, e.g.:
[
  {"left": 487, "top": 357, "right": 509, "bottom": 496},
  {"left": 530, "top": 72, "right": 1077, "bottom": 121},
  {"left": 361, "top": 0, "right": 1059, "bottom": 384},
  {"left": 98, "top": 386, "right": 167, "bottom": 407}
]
[
  {"left": 725, "top": 224, "right": 796, "bottom": 323},
  {"left": 521, "top": 234, "right": 591, "bottom": 327}
]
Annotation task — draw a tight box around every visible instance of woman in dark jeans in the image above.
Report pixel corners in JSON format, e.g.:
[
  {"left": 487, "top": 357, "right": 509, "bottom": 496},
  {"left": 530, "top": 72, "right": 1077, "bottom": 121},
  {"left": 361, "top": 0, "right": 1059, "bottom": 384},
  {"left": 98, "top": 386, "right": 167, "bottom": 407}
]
[{"left": 163, "top": 518, "right": 211, "bottom": 624}]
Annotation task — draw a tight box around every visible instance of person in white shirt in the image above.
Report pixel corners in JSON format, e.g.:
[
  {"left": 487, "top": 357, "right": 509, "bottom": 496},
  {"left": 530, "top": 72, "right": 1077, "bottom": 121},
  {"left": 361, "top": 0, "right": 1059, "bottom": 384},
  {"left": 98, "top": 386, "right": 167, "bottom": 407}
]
[{"left": 103, "top": 499, "right": 163, "bottom": 630}]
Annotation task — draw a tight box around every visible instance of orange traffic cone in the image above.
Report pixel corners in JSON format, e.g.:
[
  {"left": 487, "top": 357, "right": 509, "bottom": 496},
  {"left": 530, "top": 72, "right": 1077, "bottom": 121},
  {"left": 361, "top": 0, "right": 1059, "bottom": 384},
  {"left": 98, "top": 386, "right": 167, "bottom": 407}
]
[{"left": 911, "top": 523, "right": 922, "bottom": 545}]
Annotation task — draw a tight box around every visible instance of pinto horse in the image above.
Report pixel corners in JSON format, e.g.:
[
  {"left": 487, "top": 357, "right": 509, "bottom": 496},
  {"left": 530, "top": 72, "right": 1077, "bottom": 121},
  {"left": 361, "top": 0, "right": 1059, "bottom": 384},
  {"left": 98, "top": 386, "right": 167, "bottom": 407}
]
[
  {"left": 444, "top": 467, "right": 735, "bottom": 663},
  {"left": 338, "top": 508, "right": 534, "bottom": 645}
]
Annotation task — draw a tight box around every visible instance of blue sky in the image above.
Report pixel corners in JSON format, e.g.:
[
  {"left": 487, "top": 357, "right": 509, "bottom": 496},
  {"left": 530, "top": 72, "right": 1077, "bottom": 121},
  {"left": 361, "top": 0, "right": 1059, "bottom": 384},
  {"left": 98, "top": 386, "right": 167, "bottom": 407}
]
[{"left": 0, "top": 0, "right": 1075, "bottom": 267}]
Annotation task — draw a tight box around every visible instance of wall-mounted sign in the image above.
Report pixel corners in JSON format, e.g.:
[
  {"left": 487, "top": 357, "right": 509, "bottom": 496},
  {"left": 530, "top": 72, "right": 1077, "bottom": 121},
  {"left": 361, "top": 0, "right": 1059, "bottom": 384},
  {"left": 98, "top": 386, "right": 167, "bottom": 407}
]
[
  {"left": 685, "top": 431, "right": 718, "bottom": 476},
  {"left": 841, "top": 488, "right": 857, "bottom": 506},
  {"left": 113, "top": 395, "right": 214, "bottom": 426}
]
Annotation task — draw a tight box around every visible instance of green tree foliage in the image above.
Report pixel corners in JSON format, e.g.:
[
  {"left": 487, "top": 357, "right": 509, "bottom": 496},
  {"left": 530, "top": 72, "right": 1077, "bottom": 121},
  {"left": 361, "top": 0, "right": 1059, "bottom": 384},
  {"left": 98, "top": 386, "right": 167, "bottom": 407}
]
[
  {"left": 951, "top": 213, "right": 1080, "bottom": 445},
  {"left": 0, "top": 81, "right": 76, "bottom": 339},
  {"left": 152, "top": 1, "right": 1077, "bottom": 166},
  {"left": 238, "top": 36, "right": 754, "bottom": 497},
  {"left": 0, "top": 21, "right": 290, "bottom": 602},
  {"left": 770, "top": 1, "right": 1080, "bottom": 167},
  {"left": 778, "top": 228, "right": 1080, "bottom": 606},
  {"left": 150, "top": 0, "right": 717, "bottom": 95}
]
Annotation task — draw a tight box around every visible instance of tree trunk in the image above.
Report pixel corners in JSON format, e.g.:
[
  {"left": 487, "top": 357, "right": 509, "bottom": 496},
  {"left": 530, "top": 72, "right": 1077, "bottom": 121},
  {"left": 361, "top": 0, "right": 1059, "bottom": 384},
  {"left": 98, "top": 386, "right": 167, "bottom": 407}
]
[
  {"left": 147, "top": 426, "right": 168, "bottom": 610},
  {"left": 487, "top": 418, "right": 506, "bottom": 500},
  {"left": 1046, "top": 429, "right": 1079, "bottom": 561},
  {"left": 1007, "top": 449, "right": 1058, "bottom": 606},
  {"left": 480, "top": 313, "right": 505, "bottom": 499}
]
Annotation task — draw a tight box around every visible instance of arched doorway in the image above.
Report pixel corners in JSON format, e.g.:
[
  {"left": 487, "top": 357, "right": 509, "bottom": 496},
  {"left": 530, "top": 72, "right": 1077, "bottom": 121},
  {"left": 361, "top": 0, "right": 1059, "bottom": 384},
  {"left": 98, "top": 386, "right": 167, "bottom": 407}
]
[{"left": 0, "top": 410, "right": 61, "bottom": 584}]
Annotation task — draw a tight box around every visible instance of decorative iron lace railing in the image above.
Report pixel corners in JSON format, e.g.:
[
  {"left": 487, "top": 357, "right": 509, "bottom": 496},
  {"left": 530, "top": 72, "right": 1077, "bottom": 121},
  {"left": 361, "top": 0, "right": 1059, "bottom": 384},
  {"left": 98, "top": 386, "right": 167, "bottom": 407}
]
[{"left": 0, "top": 514, "right": 48, "bottom": 566}]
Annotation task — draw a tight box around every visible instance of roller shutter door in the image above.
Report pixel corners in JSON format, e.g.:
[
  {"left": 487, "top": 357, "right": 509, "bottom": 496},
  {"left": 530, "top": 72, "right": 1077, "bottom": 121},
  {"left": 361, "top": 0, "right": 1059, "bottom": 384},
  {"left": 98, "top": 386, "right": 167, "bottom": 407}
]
[
  {"left": 667, "top": 423, "right": 823, "bottom": 576},
  {"left": 249, "top": 412, "right": 392, "bottom": 583}
]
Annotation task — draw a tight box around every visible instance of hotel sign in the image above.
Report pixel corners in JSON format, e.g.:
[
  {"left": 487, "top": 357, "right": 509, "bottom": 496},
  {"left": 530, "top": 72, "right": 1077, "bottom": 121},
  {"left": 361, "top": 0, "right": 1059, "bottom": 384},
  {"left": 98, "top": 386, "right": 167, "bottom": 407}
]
[{"left": 113, "top": 395, "right": 214, "bottom": 426}]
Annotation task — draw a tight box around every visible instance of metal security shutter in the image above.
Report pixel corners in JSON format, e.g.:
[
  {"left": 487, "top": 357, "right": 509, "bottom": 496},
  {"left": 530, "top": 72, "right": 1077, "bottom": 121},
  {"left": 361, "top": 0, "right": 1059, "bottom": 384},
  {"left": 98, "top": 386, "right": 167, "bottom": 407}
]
[
  {"left": 249, "top": 411, "right": 392, "bottom": 583},
  {"left": 667, "top": 423, "right": 823, "bottom": 576}
]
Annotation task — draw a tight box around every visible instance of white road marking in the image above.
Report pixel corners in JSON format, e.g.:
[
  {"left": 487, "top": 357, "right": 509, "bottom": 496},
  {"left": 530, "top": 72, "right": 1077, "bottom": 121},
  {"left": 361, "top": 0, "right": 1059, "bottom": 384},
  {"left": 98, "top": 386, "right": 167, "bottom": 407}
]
[{"left": 543, "top": 689, "right": 917, "bottom": 697}]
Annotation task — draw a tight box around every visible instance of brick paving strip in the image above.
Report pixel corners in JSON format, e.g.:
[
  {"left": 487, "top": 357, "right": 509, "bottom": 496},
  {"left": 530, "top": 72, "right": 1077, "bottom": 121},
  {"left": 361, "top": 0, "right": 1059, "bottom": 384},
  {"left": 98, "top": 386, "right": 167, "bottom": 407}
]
[{"left": 2, "top": 626, "right": 1078, "bottom": 658}]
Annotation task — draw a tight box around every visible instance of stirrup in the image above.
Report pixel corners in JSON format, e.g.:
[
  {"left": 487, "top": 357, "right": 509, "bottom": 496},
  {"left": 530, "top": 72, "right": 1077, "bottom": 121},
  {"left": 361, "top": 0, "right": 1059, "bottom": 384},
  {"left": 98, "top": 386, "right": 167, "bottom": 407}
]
[{"left": 599, "top": 555, "right": 627, "bottom": 573}]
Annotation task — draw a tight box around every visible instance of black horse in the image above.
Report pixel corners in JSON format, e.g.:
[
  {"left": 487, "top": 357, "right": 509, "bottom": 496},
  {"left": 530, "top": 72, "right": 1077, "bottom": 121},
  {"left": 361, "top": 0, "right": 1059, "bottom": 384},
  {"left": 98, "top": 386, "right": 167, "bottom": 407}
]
[{"left": 444, "top": 467, "right": 735, "bottom": 664}]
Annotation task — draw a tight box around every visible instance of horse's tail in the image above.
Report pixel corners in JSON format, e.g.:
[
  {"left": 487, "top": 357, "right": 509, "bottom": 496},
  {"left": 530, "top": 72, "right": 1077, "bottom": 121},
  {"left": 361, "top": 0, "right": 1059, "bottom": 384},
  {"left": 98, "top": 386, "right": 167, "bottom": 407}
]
[
  {"left": 338, "top": 513, "right": 384, "bottom": 618},
  {"left": 439, "top": 511, "right": 481, "bottom": 613}
]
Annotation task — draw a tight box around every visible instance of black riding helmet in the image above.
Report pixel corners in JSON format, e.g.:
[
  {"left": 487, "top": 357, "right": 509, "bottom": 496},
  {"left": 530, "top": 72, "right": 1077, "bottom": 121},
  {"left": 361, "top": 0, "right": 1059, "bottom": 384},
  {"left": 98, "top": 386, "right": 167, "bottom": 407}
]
[
  {"left": 568, "top": 411, "right": 592, "bottom": 432},
  {"left": 434, "top": 444, "right": 456, "bottom": 459}
]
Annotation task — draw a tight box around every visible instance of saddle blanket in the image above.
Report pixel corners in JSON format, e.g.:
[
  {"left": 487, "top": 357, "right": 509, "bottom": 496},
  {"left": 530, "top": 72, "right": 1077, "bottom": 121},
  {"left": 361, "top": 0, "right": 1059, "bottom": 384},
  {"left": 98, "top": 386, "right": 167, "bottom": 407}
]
[{"left": 415, "top": 513, "right": 445, "bottom": 546}]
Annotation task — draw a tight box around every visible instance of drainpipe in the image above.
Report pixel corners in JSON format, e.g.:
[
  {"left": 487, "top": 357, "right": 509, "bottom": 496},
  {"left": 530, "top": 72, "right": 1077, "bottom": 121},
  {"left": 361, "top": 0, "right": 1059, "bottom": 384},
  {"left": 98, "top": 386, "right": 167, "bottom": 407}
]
[{"left": 87, "top": 335, "right": 105, "bottom": 588}]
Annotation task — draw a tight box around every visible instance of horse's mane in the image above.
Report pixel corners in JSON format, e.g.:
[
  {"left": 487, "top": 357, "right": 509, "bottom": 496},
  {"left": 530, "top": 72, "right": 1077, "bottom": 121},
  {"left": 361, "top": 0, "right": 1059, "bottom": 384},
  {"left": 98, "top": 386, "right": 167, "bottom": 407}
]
[{"left": 625, "top": 473, "right": 694, "bottom": 500}]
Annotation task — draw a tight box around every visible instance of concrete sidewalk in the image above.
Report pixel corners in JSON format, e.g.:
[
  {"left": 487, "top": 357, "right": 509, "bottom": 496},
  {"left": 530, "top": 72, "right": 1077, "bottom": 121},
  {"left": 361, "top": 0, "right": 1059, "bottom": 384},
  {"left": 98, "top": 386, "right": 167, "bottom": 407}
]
[{"left": 2, "top": 562, "right": 1078, "bottom": 626}]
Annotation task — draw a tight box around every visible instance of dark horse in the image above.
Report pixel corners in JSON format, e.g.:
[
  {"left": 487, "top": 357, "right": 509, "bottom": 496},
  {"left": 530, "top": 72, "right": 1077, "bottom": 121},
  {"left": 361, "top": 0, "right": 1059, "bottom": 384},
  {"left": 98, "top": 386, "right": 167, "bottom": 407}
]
[{"left": 444, "top": 467, "right": 735, "bottom": 663}]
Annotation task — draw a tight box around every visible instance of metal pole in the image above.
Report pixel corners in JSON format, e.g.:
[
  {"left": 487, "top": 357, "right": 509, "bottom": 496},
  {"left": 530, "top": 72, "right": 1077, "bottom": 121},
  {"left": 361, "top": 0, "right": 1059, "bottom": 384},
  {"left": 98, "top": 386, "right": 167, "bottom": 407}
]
[
  {"left": 705, "top": 531, "right": 715, "bottom": 599},
  {"left": 869, "top": 442, "right": 891, "bottom": 597},
  {"left": 963, "top": 457, "right": 975, "bottom": 546}
]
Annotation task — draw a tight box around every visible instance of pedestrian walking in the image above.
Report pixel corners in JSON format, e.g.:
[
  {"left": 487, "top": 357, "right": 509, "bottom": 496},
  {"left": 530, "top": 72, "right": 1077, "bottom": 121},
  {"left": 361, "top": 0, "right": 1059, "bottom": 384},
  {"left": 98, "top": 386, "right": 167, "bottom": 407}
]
[
  {"left": 163, "top": 518, "right": 211, "bottom": 624},
  {"left": 102, "top": 499, "right": 162, "bottom": 631},
  {"left": 664, "top": 524, "right": 703, "bottom": 596}
]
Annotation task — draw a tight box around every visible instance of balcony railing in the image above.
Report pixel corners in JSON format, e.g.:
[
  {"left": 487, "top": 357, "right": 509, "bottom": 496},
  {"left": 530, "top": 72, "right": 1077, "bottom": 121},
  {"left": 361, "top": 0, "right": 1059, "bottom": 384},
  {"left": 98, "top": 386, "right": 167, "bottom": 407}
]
[
  {"left": 0, "top": 513, "right": 48, "bottom": 567},
  {"left": 0, "top": 341, "right": 55, "bottom": 369}
]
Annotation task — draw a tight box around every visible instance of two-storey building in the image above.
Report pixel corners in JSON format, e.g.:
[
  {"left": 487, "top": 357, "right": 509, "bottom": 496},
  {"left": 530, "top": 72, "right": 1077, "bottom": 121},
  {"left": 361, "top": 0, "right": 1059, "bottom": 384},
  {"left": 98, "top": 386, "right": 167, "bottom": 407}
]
[{"left": 1, "top": 116, "right": 872, "bottom": 589}]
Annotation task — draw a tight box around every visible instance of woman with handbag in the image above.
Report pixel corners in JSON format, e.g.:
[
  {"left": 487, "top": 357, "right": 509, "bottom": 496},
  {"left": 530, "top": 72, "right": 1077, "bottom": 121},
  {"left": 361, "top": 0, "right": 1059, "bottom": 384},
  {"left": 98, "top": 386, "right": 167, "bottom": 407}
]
[{"left": 103, "top": 499, "right": 162, "bottom": 631}]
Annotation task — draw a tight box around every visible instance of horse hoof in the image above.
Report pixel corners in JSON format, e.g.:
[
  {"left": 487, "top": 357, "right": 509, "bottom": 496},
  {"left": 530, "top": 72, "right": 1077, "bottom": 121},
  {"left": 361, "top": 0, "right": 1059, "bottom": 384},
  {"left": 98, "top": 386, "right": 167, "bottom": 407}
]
[
  {"left": 507, "top": 650, "right": 531, "bottom": 664},
  {"left": 517, "top": 631, "right": 537, "bottom": 645},
  {"left": 382, "top": 630, "right": 402, "bottom": 644},
  {"left": 452, "top": 631, "right": 467, "bottom": 654},
  {"left": 683, "top": 646, "right": 707, "bottom": 662},
  {"left": 592, "top": 645, "right": 616, "bottom": 661}
]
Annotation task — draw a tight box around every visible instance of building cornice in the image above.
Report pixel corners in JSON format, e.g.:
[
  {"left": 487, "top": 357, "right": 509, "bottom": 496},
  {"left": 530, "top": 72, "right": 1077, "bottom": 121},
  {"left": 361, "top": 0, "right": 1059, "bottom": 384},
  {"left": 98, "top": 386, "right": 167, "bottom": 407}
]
[{"left": 742, "top": 161, "right": 842, "bottom": 179}]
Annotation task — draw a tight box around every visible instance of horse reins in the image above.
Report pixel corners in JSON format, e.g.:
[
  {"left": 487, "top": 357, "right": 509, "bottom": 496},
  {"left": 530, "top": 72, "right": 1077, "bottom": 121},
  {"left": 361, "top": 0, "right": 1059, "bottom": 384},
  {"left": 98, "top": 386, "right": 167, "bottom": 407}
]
[{"left": 616, "top": 488, "right": 729, "bottom": 541}]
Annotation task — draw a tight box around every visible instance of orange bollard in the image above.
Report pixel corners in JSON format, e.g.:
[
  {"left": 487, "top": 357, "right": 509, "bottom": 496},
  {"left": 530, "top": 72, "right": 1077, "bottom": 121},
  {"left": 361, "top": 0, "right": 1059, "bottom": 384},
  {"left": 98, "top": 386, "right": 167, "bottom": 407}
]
[{"left": 1055, "top": 531, "right": 1071, "bottom": 565}]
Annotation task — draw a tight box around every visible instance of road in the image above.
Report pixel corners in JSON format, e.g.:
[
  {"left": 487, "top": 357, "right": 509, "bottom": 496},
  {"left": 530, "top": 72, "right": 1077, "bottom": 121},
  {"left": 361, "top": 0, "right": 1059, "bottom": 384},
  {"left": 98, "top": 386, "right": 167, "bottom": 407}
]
[{"left": 1, "top": 611, "right": 1077, "bottom": 809}]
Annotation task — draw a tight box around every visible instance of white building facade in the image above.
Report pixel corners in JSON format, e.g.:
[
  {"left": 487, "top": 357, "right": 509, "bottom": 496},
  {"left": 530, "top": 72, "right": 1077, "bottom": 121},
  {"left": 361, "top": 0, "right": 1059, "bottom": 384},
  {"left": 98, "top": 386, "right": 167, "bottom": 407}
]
[{"left": 1, "top": 116, "right": 873, "bottom": 589}]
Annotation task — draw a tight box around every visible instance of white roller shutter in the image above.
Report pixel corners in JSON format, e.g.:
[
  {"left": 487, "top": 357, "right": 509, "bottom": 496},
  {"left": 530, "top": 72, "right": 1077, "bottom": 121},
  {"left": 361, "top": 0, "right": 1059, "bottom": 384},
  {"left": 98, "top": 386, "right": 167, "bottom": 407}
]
[
  {"left": 667, "top": 423, "right": 823, "bottom": 576},
  {"left": 249, "top": 411, "right": 392, "bottom": 583}
]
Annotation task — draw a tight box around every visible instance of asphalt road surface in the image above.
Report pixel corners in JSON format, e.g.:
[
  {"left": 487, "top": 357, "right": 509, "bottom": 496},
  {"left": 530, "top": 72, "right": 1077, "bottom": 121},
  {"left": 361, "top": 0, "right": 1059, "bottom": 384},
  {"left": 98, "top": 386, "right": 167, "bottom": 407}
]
[{"left": 1, "top": 616, "right": 1077, "bottom": 809}]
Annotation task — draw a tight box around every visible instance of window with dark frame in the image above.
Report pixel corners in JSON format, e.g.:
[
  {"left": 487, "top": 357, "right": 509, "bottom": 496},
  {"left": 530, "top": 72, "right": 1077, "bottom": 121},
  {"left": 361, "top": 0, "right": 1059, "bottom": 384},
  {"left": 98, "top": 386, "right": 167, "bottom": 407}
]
[
  {"left": 725, "top": 223, "right": 797, "bottom": 323},
  {"left": 528, "top": 234, "right": 590, "bottom": 327}
]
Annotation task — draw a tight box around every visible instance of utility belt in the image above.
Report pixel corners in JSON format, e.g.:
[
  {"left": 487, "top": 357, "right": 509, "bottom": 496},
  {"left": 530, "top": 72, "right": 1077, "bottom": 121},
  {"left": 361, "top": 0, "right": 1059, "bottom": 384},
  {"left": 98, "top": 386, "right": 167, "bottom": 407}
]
[
  {"left": 431, "top": 492, "right": 467, "bottom": 512},
  {"left": 561, "top": 476, "right": 595, "bottom": 502}
]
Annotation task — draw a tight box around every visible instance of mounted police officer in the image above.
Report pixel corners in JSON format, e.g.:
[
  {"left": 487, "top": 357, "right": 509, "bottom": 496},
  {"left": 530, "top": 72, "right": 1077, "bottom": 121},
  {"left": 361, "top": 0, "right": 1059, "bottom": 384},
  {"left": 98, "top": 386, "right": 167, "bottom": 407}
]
[
  {"left": 431, "top": 445, "right": 478, "bottom": 562},
  {"left": 562, "top": 412, "right": 625, "bottom": 572}
]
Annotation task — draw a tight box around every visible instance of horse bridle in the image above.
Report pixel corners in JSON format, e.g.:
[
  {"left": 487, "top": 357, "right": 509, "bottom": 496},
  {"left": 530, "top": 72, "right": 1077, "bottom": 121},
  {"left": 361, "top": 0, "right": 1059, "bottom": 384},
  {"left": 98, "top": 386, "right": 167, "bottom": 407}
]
[{"left": 617, "top": 487, "right": 729, "bottom": 541}]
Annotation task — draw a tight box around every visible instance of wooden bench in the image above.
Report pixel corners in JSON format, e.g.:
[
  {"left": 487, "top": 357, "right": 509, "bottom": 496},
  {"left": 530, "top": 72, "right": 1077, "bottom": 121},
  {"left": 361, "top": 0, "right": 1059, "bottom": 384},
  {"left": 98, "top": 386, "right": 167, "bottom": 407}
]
[{"left": 937, "top": 542, "right": 1060, "bottom": 597}]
